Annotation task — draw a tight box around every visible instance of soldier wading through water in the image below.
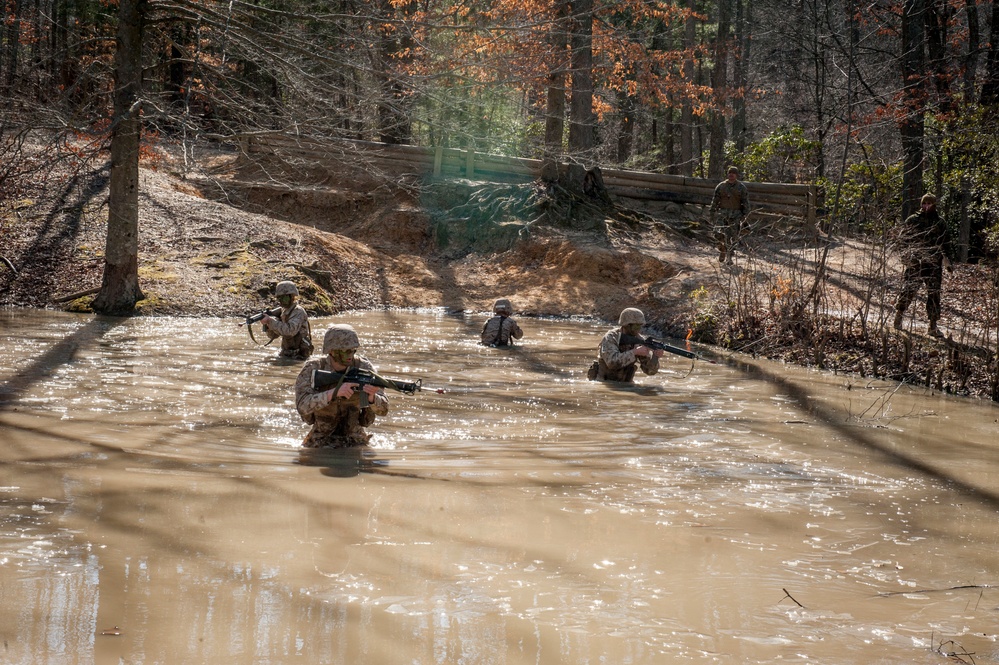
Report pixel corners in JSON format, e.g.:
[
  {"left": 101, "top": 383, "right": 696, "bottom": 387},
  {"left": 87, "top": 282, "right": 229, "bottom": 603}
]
[
  {"left": 480, "top": 298, "right": 524, "bottom": 347},
  {"left": 295, "top": 324, "right": 389, "bottom": 448},
  {"left": 587, "top": 308, "right": 664, "bottom": 383},
  {"left": 261, "top": 280, "right": 314, "bottom": 360}
]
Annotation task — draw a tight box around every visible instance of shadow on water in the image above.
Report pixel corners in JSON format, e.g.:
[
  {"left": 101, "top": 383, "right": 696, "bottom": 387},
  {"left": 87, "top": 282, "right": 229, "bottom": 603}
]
[
  {"left": 297, "top": 445, "right": 450, "bottom": 481},
  {"left": 599, "top": 381, "right": 668, "bottom": 398},
  {"left": 0, "top": 315, "right": 124, "bottom": 409},
  {"left": 737, "top": 356, "right": 999, "bottom": 512}
]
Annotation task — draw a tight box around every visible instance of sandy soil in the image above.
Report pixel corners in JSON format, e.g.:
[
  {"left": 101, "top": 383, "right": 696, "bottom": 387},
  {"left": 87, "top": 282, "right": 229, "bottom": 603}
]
[{"left": 1, "top": 149, "right": 996, "bottom": 400}]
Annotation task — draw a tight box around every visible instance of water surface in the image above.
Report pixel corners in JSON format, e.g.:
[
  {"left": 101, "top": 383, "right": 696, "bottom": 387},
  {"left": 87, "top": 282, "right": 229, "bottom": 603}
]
[{"left": 1, "top": 309, "right": 998, "bottom": 664}]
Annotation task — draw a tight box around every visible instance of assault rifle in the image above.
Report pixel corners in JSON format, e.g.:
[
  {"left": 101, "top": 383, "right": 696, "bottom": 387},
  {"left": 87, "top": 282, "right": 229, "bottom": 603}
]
[
  {"left": 619, "top": 334, "right": 716, "bottom": 364},
  {"left": 312, "top": 367, "right": 445, "bottom": 408},
  {"left": 239, "top": 307, "right": 282, "bottom": 345}
]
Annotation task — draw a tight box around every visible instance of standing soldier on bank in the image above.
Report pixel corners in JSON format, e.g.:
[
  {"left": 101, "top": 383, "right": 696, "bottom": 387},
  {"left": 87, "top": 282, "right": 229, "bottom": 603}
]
[
  {"left": 261, "top": 280, "right": 314, "bottom": 360},
  {"left": 480, "top": 298, "right": 524, "bottom": 347},
  {"left": 588, "top": 308, "right": 664, "bottom": 383},
  {"left": 710, "top": 166, "right": 750, "bottom": 264},
  {"left": 893, "top": 193, "right": 953, "bottom": 337}
]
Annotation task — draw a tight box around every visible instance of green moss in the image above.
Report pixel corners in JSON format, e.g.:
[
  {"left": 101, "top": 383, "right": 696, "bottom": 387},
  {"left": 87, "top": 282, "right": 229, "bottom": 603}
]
[
  {"left": 134, "top": 292, "right": 168, "bottom": 314},
  {"left": 138, "top": 262, "right": 180, "bottom": 282},
  {"left": 63, "top": 296, "right": 95, "bottom": 313}
]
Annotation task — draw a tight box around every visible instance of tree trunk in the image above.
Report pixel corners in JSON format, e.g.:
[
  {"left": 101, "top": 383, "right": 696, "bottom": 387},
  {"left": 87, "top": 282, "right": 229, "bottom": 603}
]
[
  {"left": 374, "top": 0, "right": 413, "bottom": 144},
  {"left": 664, "top": 111, "right": 676, "bottom": 173},
  {"left": 566, "top": 0, "right": 594, "bottom": 191},
  {"left": 981, "top": 1, "right": 999, "bottom": 105},
  {"left": 92, "top": 0, "right": 145, "bottom": 315},
  {"left": 542, "top": 0, "right": 569, "bottom": 183},
  {"left": 963, "top": 0, "right": 979, "bottom": 103},
  {"left": 709, "top": 0, "right": 732, "bottom": 179},
  {"left": 731, "top": 0, "right": 750, "bottom": 152},
  {"left": 925, "top": 0, "right": 952, "bottom": 113},
  {"left": 617, "top": 91, "right": 635, "bottom": 163},
  {"left": 959, "top": 176, "right": 971, "bottom": 262},
  {"left": 680, "top": 0, "right": 697, "bottom": 176},
  {"left": 2, "top": 0, "right": 23, "bottom": 95},
  {"left": 899, "top": 0, "right": 925, "bottom": 220}
]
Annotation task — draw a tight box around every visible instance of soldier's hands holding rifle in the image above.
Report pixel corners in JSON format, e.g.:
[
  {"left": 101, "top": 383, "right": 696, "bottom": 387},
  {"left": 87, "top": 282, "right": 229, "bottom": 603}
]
[
  {"left": 633, "top": 345, "right": 664, "bottom": 359},
  {"left": 317, "top": 383, "right": 381, "bottom": 406},
  {"left": 334, "top": 383, "right": 380, "bottom": 400}
]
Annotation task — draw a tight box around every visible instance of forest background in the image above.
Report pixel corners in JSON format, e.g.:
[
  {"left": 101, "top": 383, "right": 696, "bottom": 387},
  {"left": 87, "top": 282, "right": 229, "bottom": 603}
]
[{"left": 2, "top": 0, "right": 999, "bottom": 400}]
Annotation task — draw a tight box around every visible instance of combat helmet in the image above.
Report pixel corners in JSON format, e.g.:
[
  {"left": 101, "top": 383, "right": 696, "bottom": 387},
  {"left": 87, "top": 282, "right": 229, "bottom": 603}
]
[
  {"left": 275, "top": 280, "right": 299, "bottom": 297},
  {"left": 618, "top": 308, "right": 646, "bottom": 326},
  {"left": 493, "top": 298, "right": 513, "bottom": 315},
  {"left": 323, "top": 324, "right": 360, "bottom": 354}
]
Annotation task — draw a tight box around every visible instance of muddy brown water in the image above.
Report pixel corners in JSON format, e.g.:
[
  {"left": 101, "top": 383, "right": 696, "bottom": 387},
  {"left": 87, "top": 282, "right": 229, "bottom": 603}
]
[{"left": 1, "top": 308, "right": 998, "bottom": 664}]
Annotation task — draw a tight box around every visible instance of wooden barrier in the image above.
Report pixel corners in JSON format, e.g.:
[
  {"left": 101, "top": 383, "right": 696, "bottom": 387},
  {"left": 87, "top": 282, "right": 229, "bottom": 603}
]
[{"left": 242, "top": 132, "right": 820, "bottom": 221}]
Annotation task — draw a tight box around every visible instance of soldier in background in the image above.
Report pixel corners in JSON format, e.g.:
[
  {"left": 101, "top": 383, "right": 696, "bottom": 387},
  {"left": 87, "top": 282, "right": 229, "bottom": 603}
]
[
  {"left": 295, "top": 324, "right": 389, "bottom": 448},
  {"left": 588, "top": 308, "right": 664, "bottom": 383},
  {"left": 261, "top": 280, "right": 314, "bottom": 360},
  {"left": 710, "top": 166, "right": 750, "bottom": 264},
  {"left": 480, "top": 298, "right": 524, "bottom": 347},
  {"left": 893, "top": 193, "right": 953, "bottom": 337}
]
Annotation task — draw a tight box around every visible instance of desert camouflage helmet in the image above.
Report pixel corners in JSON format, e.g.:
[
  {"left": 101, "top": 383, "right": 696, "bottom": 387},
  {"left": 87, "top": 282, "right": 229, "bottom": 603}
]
[
  {"left": 323, "top": 324, "right": 360, "bottom": 354},
  {"left": 493, "top": 298, "right": 513, "bottom": 315},
  {"left": 618, "top": 307, "right": 646, "bottom": 325},
  {"left": 275, "top": 280, "right": 299, "bottom": 297}
]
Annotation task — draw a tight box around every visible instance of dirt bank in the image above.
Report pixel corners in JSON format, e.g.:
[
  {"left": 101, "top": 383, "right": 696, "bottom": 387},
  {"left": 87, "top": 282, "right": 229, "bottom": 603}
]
[{"left": 1, "top": 150, "right": 996, "bottom": 400}]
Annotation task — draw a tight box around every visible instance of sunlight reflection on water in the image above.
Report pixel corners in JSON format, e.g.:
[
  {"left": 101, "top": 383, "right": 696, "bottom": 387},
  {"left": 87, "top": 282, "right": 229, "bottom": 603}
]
[{"left": 2, "top": 308, "right": 999, "bottom": 664}]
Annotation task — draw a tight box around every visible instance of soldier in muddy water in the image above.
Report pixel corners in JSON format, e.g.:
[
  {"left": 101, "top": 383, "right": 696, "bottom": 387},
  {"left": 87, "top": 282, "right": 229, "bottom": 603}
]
[
  {"left": 295, "top": 324, "right": 389, "bottom": 448},
  {"left": 587, "top": 308, "right": 664, "bottom": 383},
  {"left": 480, "top": 298, "right": 524, "bottom": 347},
  {"left": 261, "top": 280, "right": 314, "bottom": 360}
]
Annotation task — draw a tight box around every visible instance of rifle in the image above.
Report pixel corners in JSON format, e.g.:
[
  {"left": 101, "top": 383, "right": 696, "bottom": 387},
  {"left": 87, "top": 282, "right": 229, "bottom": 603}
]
[
  {"left": 619, "top": 334, "right": 716, "bottom": 364},
  {"left": 312, "top": 367, "right": 445, "bottom": 408},
  {"left": 239, "top": 307, "right": 282, "bottom": 345}
]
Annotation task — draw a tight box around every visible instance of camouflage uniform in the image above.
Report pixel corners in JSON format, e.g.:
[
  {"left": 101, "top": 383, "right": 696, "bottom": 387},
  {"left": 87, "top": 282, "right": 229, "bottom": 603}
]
[
  {"left": 295, "top": 354, "right": 389, "bottom": 448},
  {"left": 264, "top": 303, "right": 314, "bottom": 360},
  {"left": 710, "top": 172, "right": 750, "bottom": 263},
  {"left": 481, "top": 298, "right": 524, "bottom": 347},
  {"left": 595, "top": 328, "right": 660, "bottom": 382},
  {"left": 481, "top": 316, "right": 523, "bottom": 346},
  {"left": 894, "top": 198, "right": 951, "bottom": 331}
]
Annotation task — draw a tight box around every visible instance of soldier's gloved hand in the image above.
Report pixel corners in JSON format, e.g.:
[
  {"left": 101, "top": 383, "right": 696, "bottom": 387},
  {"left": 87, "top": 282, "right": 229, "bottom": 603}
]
[
  {"left": 652, "top": 349, "right": 665, "bottom": 358},
  {"left": 261, "top": 315, "right": 275, "bottom": 327},
  {"left": 361, "top": 384, "right": 380, "bottom": 400},
  {"left": 633, "top": 345, "right": 650, "bottom": 358},
  {"left": 336, "top": 383, "right": 358, "bottom": 399}
]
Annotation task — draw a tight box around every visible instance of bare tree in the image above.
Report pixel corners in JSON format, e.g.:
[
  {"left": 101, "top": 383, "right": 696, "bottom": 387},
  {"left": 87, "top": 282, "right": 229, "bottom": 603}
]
[
  {"left": 900, "top": 0, "right": 926, "bottom": 219},
  {"left": 708, "top": 0, "right": 732, "bottom": 179},
  {"left": 679, "top": 0, "right": 698, "bottom": 177},
  {"left": 542, "top": 0, "right": 571, "bottom": 182},
  {"left": 566, "top": 0, "right": 595, "bottom": 190},
  {"left": 92, "top": 0, "right": 145, "bottom": 314}
]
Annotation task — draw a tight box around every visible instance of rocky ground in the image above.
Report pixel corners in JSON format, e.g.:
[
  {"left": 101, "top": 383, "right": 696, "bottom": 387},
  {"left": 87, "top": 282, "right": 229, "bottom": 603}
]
[{"left": 2, "top": 146, "right": 997, "bottom": 400}]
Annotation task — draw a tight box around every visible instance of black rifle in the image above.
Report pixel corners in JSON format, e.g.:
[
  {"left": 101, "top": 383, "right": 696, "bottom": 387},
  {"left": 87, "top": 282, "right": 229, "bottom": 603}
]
[
  {"left": 312, "top": 367, "right": 444, "bottom": 408},
  {"left": 239, "top": 307, "right": 282, "bottom": 345},
  {"left": 619, "top": 334, "right": 716, "bottom": 364}
]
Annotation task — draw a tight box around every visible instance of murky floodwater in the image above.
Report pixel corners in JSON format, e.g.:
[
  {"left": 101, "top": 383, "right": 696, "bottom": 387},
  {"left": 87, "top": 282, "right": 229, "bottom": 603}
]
[{"left": 2, "top": 308, "right": 999, "bottom": 664}]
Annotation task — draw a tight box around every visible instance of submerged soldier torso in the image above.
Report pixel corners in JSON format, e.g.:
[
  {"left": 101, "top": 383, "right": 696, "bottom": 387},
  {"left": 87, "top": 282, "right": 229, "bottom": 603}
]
[{"left": 295, "top": 355, "right": 389, "bottom": 448}]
